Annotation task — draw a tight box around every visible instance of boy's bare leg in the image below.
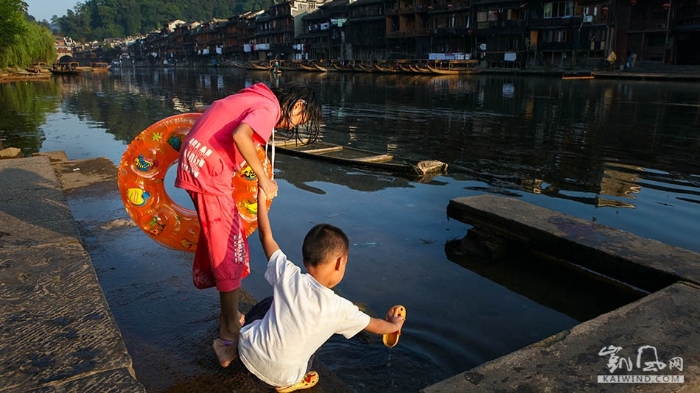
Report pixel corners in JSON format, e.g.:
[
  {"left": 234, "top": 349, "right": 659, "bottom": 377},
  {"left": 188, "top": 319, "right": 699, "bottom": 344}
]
[{"left": 213, "top": 288, "right": 241, "bottom": 367}]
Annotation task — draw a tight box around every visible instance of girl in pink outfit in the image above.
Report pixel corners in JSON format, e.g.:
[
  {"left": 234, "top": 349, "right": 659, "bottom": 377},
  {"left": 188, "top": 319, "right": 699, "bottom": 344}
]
[{"left": 175, "top": 81, "right": 322, "bottom": 367}]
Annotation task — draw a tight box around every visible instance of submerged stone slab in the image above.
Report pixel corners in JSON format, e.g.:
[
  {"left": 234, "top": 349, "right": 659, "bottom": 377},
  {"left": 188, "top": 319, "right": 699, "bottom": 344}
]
[
  {"left": 422, "top": 282, "right": 700, "bottom": 393},
  {"left": 446, "top": 195, "right": 700, "bottom": 291},
  {"left": 0, "top": 155, "right": 143, "bottom": 392},
  {"left": 0, "top": 242, "right": 143, "bottom": 392}
]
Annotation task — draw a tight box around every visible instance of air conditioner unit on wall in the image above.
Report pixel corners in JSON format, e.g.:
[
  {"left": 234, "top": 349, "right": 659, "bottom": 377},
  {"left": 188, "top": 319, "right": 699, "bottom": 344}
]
[{"left": 583, "top": 15, "right": 593, "bottom": 23}]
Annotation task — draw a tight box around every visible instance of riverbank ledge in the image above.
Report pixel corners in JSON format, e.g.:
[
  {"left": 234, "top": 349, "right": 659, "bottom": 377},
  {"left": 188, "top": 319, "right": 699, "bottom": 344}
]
[
  {"left": 422, "top": 195, "right": 700, "bottom": 392},
  {"left": 0, "top": 154, "right": 145, "bottom": 392},
  {"left": 0, "top": 153, "right": 354, "bottom": 392}
]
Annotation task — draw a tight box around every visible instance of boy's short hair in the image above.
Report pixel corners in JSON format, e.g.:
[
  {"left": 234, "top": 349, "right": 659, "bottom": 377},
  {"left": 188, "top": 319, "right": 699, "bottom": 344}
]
[{"left": 302, "top": 224, "right": 349, "bottom": 267}]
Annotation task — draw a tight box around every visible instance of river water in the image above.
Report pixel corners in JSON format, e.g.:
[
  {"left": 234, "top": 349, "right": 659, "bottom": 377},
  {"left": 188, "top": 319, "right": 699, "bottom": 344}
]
[{"left": 1, "top": 68, "right": 699, "bottom": 392}]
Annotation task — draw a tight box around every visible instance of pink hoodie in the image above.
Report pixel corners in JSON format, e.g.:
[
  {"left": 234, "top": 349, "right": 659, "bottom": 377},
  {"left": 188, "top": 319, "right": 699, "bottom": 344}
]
[{"left": 175, "top": 83, "right": 280, "bottom": 196}]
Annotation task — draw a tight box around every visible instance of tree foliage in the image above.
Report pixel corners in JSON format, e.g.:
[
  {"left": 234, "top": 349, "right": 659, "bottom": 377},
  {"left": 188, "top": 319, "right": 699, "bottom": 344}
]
[
  {"left": 52, "top": 0, "right": 273, "bottom": 42},
  {"left": 0, "top": 0, "right": 56, "bottom": 68},
  {"left": 1, "top": 22, "right": 56, "bottom": 68},
  {"left": 0, "top": 0, "right": 28, "bottom": 50}
]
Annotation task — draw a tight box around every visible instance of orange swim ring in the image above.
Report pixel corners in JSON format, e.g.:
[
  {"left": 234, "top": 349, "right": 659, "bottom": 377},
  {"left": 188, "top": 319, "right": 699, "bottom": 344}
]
[{"left": 117, "top": 112, "right": 272, "bottom": 252}]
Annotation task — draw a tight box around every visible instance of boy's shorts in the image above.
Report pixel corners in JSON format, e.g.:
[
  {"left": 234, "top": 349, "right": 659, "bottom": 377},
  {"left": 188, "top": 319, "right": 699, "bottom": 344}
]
[{"left": 189, "top": 191, "right": 250, "bottom": 292}]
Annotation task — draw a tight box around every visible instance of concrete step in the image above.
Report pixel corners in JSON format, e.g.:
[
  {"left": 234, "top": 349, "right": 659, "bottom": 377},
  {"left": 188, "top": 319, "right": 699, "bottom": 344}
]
[{"left": 0, "top": 155, "right": 145, "bottom": 392}]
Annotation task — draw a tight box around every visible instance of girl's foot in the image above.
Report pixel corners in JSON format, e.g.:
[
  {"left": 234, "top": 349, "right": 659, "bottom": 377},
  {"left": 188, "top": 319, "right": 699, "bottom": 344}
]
[{"left": 212, "top": 338, "right": 238, "bottom": 367}]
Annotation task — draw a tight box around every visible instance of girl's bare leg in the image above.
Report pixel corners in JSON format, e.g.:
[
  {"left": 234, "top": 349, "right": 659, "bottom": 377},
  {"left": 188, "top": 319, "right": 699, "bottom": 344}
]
[{"left": 212, "top": 288, "right": 241, "bottom": 367}]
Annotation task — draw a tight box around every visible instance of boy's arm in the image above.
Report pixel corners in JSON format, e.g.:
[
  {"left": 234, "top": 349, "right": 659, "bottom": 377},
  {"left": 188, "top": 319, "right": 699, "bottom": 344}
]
[
  {"left": 364, "top": 312, "right": 405, "bottom": 335},
  {"left": 257, "top": 187, "right": 280, "bottom": 260}
]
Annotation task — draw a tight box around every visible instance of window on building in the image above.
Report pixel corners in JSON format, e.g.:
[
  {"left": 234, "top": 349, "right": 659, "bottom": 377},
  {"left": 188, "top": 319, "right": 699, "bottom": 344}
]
[
  {"left": 542, "top": 29, "right": 570, "bottom": 42},
  {"left": 543, "top": 2, "right": 574, "bottom": 18}
]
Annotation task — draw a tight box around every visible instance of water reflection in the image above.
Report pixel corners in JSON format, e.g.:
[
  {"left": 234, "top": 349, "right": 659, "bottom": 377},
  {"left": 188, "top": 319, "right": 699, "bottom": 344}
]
[
  {"left": 0, "top": 81, "right": 61, "bottom": 154},
  {"left": 2, "top": 69, "right": 700, "bottom": 391}
]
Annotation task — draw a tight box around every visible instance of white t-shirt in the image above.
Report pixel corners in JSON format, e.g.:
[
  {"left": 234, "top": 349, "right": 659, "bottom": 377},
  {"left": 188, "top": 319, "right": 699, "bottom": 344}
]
[{"left": 238, "top": 249, "right": 371, "bottom": 387}]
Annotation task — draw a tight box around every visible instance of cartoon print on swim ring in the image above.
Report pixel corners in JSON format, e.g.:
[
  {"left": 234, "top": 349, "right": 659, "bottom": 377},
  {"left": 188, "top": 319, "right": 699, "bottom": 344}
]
[{"left": 117, "top": 112, "right": 273, "bottom": 252}]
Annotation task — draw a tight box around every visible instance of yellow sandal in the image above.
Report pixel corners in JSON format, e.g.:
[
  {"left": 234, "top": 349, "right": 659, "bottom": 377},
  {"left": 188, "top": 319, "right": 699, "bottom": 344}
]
[
  {"left": 275, "top": 371, "right": 319, "bottom": 392},
  {"left": 383, "top": 305, "right": 406, "bottom": 348}
]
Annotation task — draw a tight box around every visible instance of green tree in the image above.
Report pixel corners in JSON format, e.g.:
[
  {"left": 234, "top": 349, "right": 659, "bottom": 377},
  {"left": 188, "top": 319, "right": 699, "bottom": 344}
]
[
  {"left": 0, "top": 1, "right": 55, "bottom": 69},
  {"left": 0, "top": 0, "right": 28, "bottom": 62},
  {"left": 1, "top": 22, "right": 56, "bottom": 68}
]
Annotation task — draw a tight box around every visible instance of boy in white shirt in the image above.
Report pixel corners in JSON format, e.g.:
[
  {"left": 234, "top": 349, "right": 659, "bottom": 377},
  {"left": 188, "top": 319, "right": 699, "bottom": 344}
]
[{"left": 237, "top": 187, "right": 406, "bottom": 392}]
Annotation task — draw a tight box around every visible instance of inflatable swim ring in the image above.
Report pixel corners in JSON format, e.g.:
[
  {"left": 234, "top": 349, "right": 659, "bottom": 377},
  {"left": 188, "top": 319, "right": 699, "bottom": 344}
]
[{"left": 117, "top": 112, "right": 273, "bottom": 252}]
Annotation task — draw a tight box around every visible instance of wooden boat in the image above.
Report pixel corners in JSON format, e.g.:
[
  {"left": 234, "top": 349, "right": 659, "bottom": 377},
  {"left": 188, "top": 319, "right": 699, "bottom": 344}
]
[
  {"left": 398, "top": 64, "right": 416, "bottom": 73},
  {"left": 313, "top": 63, "right": 328, "bottom": 72},
  {"left": 91, "top": 62, "right": 111, "bottom": 72},
  {"left": 562, "top": 74, "right": 595, "bottom": 80},
  {"left": 236, "top": 62, "right": 272, "bottom": 71},
  {"left": 278, "top": 60, "right": 303, "bottom": 71},
  {"left": 25, "top": 62, "right": 47, "bottom": 73},
  {"left": 299, "top": 63, "right": 324, "bottom": 72},
  {"left": 374, "top": 63, "right": 399, "bottom": 73},
  {"left": 273, "top": 137, "right": 448, "bottom": 179},
  {"left": 356, "top": 63, "right": 375, "bottom": 73},
  {"left": 333, "top": 63, "right": 355, "bottom": 72},
  {"left": 410, "top": 64, "right": 432, "bottom": 74},
  {"left": 49, "top": 62, "right": 82, "bottom": 75},
  {"left": 426, "top": 60, "right": 481, "bottom": 75}
]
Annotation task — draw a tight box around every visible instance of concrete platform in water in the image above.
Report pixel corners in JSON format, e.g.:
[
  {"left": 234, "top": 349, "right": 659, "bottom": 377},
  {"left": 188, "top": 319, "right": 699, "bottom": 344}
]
[
  {"left": 423, "top": 195, "right": 700, "bottom": 392},
  {"left": 0, "top": 153, "right": 353, "bottom": 392},
  {"left": 0, "top": 154, "right": 145, "bottom": 392}
]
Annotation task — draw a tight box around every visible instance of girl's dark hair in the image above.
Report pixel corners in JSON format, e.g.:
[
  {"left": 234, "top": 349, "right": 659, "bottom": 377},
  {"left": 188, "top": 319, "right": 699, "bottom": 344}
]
[
  {"left": 272, "top": 81, "right": 323, "bottom": 143},
  {"left": 302, "top": 224, "right": 349, "bottom": 267}
]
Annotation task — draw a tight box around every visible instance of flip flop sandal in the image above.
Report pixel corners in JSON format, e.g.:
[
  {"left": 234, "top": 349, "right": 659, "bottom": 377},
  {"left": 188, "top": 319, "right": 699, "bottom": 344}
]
[
  {"left": 383, "top": 305, "right": 406, "bottom": 348},
  {"left": 275, "top": 371, "right": 319, "bottom": 392}
]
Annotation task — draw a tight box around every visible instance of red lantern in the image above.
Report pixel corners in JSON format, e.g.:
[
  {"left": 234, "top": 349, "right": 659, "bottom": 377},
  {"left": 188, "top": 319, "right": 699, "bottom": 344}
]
[
  {"left": 602, "top": 5, "right": 609, "bottom": 11},
  {"left": 662, "top": 2, "right": 670, "bottom": 9},
  {"left": 630, "top": 0, "right": 637, "bottom": 5}
]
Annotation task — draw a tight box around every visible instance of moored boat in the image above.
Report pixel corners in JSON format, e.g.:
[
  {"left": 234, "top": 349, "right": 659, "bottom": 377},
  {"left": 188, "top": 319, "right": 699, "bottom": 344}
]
[
  {"left": 313, "top": 63, "right": 328, "bottom": 72},
  {"left": 410, "top": 64, "right": 432, "bottom": 74},
  {"left": 356, "top": 63, "right": 375, "bottom": 73},
  {"left": 374, "top": 63, "right": 399, "bottom": 73},
  {"left": 299, "top": 62, "right": 324, "bottom": 72},
  {"left": 236, "top": 62, "right": 272, "bottom": 70},
  {"left": 426, "top": 60, "right": 481, "bottom": 75},
  {"left": 333, "top": 63, "right": 355, "bottom": 72},
  {"left": 49, "top": 62, "right": 82, "bottom": 75},
  {"left": 273, "top": 136, "right": 448, "bottom": 179},
  {"left": 91, "top": 62, "right": 111, "bottom": 72}
]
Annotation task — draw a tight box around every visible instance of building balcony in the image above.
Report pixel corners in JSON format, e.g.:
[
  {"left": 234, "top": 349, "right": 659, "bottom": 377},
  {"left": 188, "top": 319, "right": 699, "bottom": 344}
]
[
  {"left": 387, "top": 29, "right": 431, "bottom": 38},
  {"left": 538, "top": 41, "right": 574, "bottom": 51},
  {"left": 629, "top": 18, "right": 670, "bottom": 32},
  {"left": 528, "top": 16, "right": 575, "bottom": 29}
]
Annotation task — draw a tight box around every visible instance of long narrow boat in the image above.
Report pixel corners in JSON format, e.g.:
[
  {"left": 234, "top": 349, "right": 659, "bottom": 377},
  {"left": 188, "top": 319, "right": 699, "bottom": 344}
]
[
  {"left": 91, "top": 62, "right": 111, "bottom": 72},
  {"left": 313, "top": 63, "right": 329, "bottom": 72},
  {"left": 410, "top": 64, "right": 432, "bottom": 74},
  {"left": 398, "top": 64, "right": 416, "bottom": 73},
  {"left": 333, "top": 63, "right": 355, "bottom": 72},
  {"left": 236, "top": 62, "right": 272, "bottom": 71},
  {"left": 273, "top": 137, "right": 448, "bottom": 179},
  {"left": 426, "top": 60, "right": 481, "bottom": 75},
  {"left": 49, "top": 62, "right": 82, "bottom": 75},
  {"left": 356, "top": 63, "right": 375, "bottom": 73},
  {"left": 299, "top": 63, "right": 323, "bottom": 72},
  {"left": 374, "top": 63, "right": 399, "bottom": 73}
]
